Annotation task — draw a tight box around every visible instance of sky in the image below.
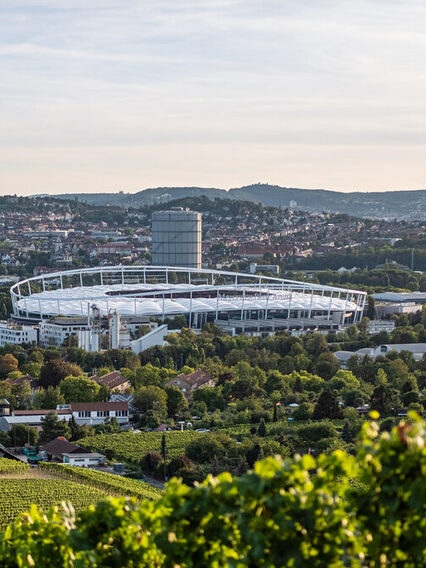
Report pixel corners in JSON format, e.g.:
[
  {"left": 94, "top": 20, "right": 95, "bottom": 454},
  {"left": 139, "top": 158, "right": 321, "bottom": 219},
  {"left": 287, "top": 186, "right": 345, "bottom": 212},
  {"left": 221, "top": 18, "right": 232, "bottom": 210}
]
[{"left": 1, "top": 0, "right": 426, "bottom": 195}]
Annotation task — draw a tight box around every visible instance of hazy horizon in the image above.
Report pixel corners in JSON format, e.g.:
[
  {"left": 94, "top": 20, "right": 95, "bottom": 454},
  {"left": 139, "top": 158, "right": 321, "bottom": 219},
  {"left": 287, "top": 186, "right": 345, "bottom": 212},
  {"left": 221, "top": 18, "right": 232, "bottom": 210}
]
[
  {"left": 2, "top": 1, "right": 426, "bottom": 196},
  {"left": 5, "top": 182, "right": 426, "bottom": 198}
]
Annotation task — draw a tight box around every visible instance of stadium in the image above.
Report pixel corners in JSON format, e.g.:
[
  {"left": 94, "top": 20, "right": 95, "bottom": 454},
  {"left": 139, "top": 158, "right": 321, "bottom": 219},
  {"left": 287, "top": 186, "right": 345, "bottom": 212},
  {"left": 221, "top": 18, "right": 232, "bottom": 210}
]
[{"left": 10, "top": 266, "right": 366, "bottom": 336}]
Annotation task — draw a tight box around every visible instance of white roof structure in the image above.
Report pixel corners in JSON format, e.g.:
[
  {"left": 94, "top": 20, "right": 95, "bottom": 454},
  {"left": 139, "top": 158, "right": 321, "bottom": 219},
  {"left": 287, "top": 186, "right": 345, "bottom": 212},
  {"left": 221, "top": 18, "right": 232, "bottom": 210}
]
[{"left": 10, "top": 265, "right": 366, "bottom": 329}]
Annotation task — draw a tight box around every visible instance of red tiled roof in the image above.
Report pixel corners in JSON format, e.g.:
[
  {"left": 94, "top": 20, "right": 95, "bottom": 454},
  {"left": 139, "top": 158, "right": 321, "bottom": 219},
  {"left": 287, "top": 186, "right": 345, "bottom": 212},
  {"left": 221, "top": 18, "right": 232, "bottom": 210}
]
[
  {"left": 13, "top": 409, "right": 70, "bottom": 416},
  {"left": 93, "top": 371, "right": 129, "bottom": 390},
  {"left": 174, "top": 369, "right": 213, "bottom": 389},
  {"left": 4, "top": 375, "right": 38, "bottom": 389}
]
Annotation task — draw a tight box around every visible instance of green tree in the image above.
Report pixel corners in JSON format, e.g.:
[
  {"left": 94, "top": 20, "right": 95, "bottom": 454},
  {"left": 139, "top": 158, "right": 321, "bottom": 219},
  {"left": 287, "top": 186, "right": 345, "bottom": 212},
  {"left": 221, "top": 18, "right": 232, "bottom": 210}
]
[
  {"left": 161, "top": 434, "right": 167, "bottom": 460},
  {"left": 366, "top": 295, "right": 376, "bottom": 319},
  {"left": 257, "top": 418, "right": 267, "bottom": 437},
  {"left": 7, "top": 424, "right": 38, "bottom": 447},
  {"left": 39, "top": 359, "right": 82, "bottom": 388},
  {"left": 39, "top": 412, "right": 70, "bottom": 444},
  {"left": 133, "top": 386, "right": 168, "bottom": 414},
  {"left": 341, "top": 420, "right": 353, "bottom": 443},
  {"left": 59, "top": 376, "right": 100, "bottom": 403},
  {"left": 313, "top": 386, "right": 343, "bottom": 420},
  {"left": 165, "top": 386, "right": 188, "bottom": 417},
  {"left": 273, "top": 402, "right": 278, "bottom": 422},
  {"left": 68, "top": 415, "right": 91, "bottom": 442},
  {"left": 370, "top": 384, "right": 400, "bottom": 416},
  {"left": 33, "top": 386, "right": 65, "bottom": 409}
]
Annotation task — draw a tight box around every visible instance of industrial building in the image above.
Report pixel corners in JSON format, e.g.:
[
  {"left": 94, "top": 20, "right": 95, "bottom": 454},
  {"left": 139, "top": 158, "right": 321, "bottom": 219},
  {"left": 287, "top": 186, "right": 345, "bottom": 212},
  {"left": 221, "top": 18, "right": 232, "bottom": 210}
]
[
  {"left": 152, "top": 208, "right": 202, "bottom": 268},
  {"left": 10, "top": 265, "right": 366, "bottom": 338}
]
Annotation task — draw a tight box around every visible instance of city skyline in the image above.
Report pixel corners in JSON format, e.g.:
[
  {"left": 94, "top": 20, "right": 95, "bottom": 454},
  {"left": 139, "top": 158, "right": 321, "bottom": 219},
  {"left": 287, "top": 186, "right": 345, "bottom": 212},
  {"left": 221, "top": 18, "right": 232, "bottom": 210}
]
[{"left": 2, "top": 1, "right": 426, "bottom": 195}]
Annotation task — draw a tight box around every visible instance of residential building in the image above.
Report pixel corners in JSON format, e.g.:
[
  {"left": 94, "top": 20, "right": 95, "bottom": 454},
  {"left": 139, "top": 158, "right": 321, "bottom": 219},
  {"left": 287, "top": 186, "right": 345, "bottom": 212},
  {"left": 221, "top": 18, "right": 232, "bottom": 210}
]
[
  {"left": 0, "top": 321, "right": 37, "bottom": 347},
  {"left": 166, "top": 369, "right": 214, "bottom": 399},
  {"left": 4, "top": 374, "right": 38, "bottom": 390},
  {"left": 0, "top": 399, "right": 11, "bottom": 417},
  {"left": 41, "top": 437, "right": 84, "bottom": 461},
  {"left": 69, "top": 401, "right": 129, "bottom": 426},
  {"left": 91, "top": 371, "right": 131, "bottom": 393}
]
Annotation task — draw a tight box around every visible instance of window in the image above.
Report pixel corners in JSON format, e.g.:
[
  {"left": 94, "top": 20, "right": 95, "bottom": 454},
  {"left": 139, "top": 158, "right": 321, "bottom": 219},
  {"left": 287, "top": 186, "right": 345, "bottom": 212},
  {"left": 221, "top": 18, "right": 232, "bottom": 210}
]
[{"left": 96, "top": 410, "right": 110, "bottom": 417}]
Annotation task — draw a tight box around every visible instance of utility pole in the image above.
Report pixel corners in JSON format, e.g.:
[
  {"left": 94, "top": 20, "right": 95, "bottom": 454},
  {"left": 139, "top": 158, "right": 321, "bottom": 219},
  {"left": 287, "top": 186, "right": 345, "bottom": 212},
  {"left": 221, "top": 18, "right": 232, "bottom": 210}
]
[{"left": 411, "top": 249, "right": 414, "bottom": 271}]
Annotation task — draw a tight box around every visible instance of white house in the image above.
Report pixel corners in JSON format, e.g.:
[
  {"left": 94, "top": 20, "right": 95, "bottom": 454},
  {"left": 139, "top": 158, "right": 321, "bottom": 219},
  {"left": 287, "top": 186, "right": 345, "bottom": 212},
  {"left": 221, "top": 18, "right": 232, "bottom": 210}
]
[
  {"left": 0, "top": 401, "right": 130, "bottom": 432},
  {"left": 68, "top": 401, "right": 129, "bottom": 426},
  {"left": 62, "top": 452, "right": 105, "bottom": 467}
]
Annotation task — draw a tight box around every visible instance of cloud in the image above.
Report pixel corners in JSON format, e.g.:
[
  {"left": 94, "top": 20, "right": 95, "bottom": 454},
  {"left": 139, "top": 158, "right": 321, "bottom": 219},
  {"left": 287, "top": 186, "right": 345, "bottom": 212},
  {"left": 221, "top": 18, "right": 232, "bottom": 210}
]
[{"left": 1, "top": 1, "right": 426, "bottom": 193}]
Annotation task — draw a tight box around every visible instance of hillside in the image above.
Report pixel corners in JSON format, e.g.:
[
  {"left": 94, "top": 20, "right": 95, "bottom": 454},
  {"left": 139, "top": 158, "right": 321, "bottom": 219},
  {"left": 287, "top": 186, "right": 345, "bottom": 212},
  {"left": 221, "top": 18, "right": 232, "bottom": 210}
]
[
  {"left": 49, "top": 184, "right": 426, "bottom": 219},
  {"left": 0, "top": 458, "right": 161, "bottom": 528}
]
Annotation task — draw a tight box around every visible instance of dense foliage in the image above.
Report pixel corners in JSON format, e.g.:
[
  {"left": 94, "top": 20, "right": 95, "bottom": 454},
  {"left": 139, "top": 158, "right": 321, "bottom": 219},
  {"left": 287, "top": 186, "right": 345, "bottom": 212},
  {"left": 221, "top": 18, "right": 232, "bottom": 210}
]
[{"left": 0, "top": 414, "right": 425, "bottom": 566}]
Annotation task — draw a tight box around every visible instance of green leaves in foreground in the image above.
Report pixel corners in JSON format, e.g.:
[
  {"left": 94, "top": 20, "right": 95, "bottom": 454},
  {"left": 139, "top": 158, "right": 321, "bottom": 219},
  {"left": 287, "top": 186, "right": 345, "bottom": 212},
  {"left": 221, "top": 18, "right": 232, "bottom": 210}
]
[{"left": 1, "top": 413, "right": 426, "bottom": 567}]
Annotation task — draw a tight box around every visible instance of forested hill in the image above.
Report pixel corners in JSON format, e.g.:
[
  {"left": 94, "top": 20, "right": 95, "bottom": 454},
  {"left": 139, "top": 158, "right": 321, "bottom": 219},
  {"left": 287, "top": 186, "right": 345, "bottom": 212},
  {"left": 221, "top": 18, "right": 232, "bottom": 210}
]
[{"left": 47, "top": 184, "right": 426, "bottom": 220}]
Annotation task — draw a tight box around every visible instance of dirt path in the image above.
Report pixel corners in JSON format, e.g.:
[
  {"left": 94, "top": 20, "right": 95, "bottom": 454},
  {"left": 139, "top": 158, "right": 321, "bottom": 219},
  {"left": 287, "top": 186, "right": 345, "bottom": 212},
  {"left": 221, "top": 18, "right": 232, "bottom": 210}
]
[{"left": 0, "top": 470, "right": 59, "bottom": 480}]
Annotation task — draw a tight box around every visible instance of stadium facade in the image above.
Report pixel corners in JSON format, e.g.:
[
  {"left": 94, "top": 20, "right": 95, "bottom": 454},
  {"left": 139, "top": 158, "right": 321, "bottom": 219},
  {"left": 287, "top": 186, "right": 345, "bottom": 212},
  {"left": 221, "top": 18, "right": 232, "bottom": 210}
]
[{"left": 10, "top": 266, "right": 366, "bottom": 337}]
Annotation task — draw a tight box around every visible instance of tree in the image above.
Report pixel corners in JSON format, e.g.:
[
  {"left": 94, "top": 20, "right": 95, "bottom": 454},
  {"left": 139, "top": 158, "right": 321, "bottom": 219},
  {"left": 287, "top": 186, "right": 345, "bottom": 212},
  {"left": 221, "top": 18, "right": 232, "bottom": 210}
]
[
  {"left": 59, "top": 376, "right": 100, "bottom": 403},
  {"left": 20, "top": 361, "right": 42, "bottom": 379},
  {"left": 39, "top": 359, "right": 82, "bottom": 388},
  {"left": 305, "top": 334, "right": 328, "bottom": 357},
  {"left": 294, "top": 376, "right": 304, "bottom": 393},
  {"left": 165, "top": 386, "right": 188, "bottom": 417},
  {"left": 68, "top": 415, "right": 91, "bottom": 442},
  {"left": 366, "top": 295, "right": 376, "bottom": 319},
  {"left": 185, "top": 434, "right": 232, "bottom": 464},
  {"left": 257, "top": 418, "right": 267, "bottom": 437},
  {"left": 140, "top": 451, "right": 162, "bottom": 476},
  {"left": 33, "top": 386, "right": 65, "bottom": 409},
  {"left": 133, "top": 386, "right": 168, "bottom": 414},
  {"left": 7, "top": 424, "right": 38, "bottom": 447},
  {"left": 313, "top": 386, "right": 343, "bottom": 420},
  {"left": 192, "top": 387, "right": 225, "bottom": 411},
  {"left": 246, "top": 442, "right": 262, "bottom": 468},
  {"left": 341, "top": 420, "right": 353, "bottom": 444},
  {"left": 315, "top": 352, "right": 340, "bottom": 380},
  {"left": 39, "top": 412, "right": 70, "bottom": 444},
  {"left": 273, "top": 403, "right": 278, "bottom": 422},
  {"left": 370, "top": 384, "right": 399, "bottom": 417},
  {"left": 10, "top": 380, "right": 31, "bottom": 410},
  {"left": 0, "top": 354, "right": 18, "bottom": 378},
  {"left": 292, "top": 402, "right": 314, "bottom": 421},
  {"left": 161, "top": 434, "right": 167, "bottom": 460}
]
